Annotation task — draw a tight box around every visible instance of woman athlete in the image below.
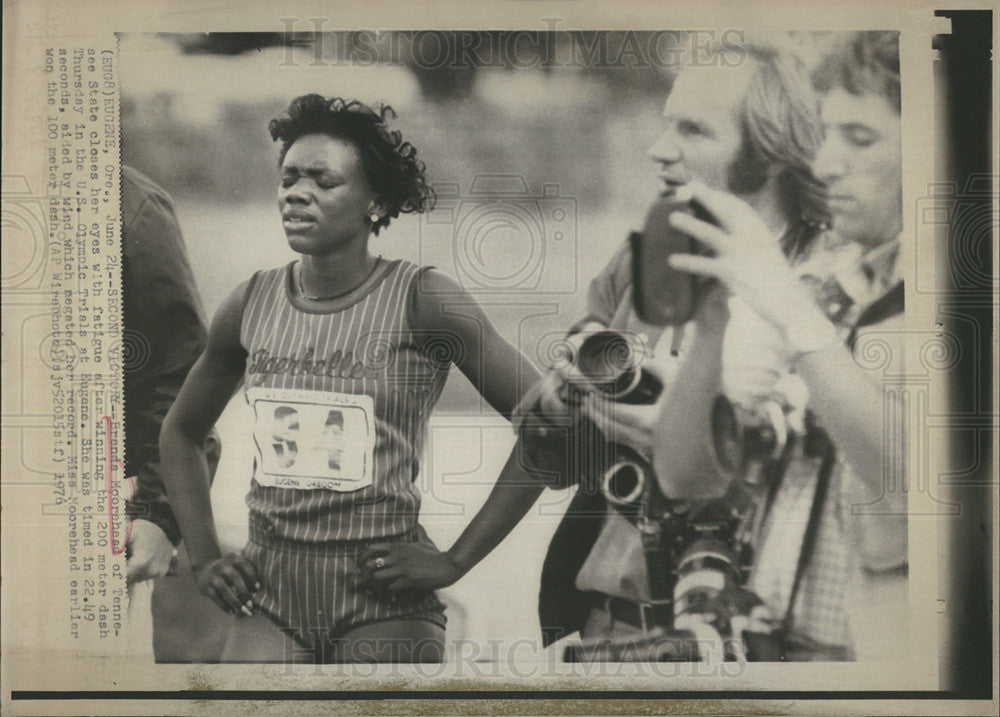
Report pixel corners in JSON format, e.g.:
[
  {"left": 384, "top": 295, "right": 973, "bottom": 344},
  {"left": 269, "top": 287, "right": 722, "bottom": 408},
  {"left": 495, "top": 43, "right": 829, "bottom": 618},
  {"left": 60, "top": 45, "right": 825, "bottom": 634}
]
[{"left": 160, "top": 95, "right": 543, "bottom": 663}]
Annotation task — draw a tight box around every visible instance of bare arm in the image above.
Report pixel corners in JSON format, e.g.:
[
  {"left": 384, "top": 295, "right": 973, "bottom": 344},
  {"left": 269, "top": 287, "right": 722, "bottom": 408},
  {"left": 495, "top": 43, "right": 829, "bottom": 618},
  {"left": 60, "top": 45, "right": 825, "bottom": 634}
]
[
  {"left": 359, "top": 270, "right": 545, "bottom": 590},
  {"left": 446, "top": 447, "right": 546, "bottom": 573},
  {"left": 796, "top": 340, "right": 895, "bottom": 488},
  {"left": 417, "top": 271, "right": 548, "bottom": 572},
  {"left": 159, "top": 279, "right": 257, "bottom": 610},
  {"left": 793, "top": 319, "right": 907, "bottom": 569},
  {"left": 411, "top": 268, "right": 540, "bottom": 418}
]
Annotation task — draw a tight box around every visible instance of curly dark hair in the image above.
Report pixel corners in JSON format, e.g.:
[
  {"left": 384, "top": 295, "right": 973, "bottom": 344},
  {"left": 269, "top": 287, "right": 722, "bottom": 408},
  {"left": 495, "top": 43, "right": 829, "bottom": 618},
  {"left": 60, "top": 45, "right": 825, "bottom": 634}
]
[{"left": 268, "top": 95, "right": 435, "bottom": 235}]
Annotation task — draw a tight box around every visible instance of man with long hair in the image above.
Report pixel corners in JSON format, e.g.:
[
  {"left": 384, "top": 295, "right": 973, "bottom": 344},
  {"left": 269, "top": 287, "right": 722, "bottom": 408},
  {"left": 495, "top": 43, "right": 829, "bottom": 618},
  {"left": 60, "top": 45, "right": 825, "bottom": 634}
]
[
  {"left": 654, "top": 31, "right": 907, "bottom": 659},
  {"left": 529, "top": 39, "right": 843, "bottom": 655}
]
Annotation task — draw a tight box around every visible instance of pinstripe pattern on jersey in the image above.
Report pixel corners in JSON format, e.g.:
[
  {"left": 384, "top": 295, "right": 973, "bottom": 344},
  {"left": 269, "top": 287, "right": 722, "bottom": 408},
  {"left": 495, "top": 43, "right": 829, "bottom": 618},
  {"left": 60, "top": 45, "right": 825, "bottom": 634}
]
[
  {"left": 240, "top": 259, "right": 450, "bottom": 543},
  {"left": 244, "top": 527, "right": 446, "bottom": 650}
]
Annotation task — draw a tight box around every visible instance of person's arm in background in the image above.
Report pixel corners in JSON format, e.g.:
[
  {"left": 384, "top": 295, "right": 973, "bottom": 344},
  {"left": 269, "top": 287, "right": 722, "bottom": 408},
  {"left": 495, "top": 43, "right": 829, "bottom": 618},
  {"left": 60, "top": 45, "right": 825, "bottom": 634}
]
[
  {"left": 121, "top": 168, "right": 220, "bottom": 584},
  {"left": 820, "top": 312, "right": 908, "bottom": 572}
]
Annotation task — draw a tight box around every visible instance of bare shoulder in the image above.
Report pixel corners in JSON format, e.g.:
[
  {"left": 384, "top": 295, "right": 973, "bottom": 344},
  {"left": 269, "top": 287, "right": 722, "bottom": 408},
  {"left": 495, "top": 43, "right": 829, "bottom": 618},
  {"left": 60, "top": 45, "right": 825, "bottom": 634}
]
[
  {"left": 205, "top": 277, "right": 255, "bottom": 361},
  {"left": 408, "top": 267, "right": 483, "bottom": 333}
]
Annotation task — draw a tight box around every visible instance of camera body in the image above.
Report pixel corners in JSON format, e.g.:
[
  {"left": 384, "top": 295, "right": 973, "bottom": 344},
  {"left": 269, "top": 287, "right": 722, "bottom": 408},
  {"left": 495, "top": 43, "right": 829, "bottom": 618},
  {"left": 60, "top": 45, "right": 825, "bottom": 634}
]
[
  {"left": 564, "top": 454, "right": 784, "bottom": 662},
  {"left": 710, "top": 393, "right": 796, "bottom": 490},
  {"left": 520, "top": 331, "right": 803, "bottom": 661}
]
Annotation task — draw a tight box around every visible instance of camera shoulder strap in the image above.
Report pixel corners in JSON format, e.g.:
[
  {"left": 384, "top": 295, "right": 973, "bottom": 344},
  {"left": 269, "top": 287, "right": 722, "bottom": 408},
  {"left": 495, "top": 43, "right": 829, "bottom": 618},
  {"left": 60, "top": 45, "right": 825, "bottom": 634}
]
[
  {"left": 777, "top": 430, "right": 835, "bottom": 637},
  {"left": 780, "top": 281, "right": 904, "bottom": 639}
]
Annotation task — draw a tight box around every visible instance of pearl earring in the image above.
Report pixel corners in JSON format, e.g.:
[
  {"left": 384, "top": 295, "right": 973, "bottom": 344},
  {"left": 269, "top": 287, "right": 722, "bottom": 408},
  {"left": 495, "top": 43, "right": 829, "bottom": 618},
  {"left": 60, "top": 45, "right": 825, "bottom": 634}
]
[{"left": 370, "top": 213, "right": 379, "bottom": 223}]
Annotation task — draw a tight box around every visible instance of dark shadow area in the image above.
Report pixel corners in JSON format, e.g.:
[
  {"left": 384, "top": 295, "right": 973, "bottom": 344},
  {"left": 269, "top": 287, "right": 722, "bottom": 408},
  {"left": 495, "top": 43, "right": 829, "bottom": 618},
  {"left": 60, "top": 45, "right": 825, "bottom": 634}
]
[{"left": 935, "top": 7, "right": 994, "bottom": 700}]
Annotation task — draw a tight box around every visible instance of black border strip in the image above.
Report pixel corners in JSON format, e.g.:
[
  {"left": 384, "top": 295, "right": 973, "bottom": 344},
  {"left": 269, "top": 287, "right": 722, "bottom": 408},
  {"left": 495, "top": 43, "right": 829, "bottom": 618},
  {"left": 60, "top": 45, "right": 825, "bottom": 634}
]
[
  {"left": 9, "top": 690, "right": 973, "bottom": 701},
  {"left": 936, "top": 5, "right": 995, "bottom": 701},
  {"left": 9, "top": 11, "right": 994, "bottom": 709}
]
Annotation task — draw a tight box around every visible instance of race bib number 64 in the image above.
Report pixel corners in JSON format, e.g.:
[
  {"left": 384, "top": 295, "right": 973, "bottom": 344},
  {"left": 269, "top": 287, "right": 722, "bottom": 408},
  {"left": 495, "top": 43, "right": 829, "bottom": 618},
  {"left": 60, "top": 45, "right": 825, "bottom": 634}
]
[{"left": 247, "top": 387, "right": 375, "bottom": 491}]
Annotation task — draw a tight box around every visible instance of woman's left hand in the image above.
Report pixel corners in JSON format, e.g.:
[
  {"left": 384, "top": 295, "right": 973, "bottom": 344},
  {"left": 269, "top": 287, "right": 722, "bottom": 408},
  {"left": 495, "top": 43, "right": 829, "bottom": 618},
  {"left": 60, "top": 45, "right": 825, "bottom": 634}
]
[
  {"left": 357, "top": 542, "right": 465, "bottom": 593},
  {"left": 666, "top": 181, "right": 818, "bottom": 334}
]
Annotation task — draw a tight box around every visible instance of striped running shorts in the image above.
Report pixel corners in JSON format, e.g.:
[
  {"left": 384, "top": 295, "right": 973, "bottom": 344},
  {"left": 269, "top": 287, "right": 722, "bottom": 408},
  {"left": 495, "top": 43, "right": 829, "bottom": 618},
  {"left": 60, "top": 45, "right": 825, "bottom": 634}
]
[{"left": 242, "top": 520, "right": 447, "bottom": 657}]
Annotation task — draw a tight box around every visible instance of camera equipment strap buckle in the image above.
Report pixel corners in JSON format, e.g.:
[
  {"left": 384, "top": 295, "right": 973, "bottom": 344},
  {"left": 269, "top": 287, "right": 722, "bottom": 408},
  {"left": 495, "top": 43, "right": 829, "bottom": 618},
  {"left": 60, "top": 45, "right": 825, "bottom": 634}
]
[{"left": 606, "top": 596, "right": 673, "bottom": 635}]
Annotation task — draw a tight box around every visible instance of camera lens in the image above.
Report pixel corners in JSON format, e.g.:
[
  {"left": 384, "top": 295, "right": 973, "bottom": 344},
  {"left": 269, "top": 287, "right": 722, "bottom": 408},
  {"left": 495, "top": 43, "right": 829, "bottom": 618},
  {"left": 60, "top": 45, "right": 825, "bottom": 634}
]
[
  {"left": 575, "top": 331, "right": 639, "bottom": 395},
  {"left": 744, "top": 423, "right": 778, "bottom": 458},
  {"left": 674, "top": 536, "right": 739, "bottom": 617},
  {"left": 601, "top": 459, "right": 646, "bottom": 507},
  {"left": 710, "top": 394, "right": 788, "bottom": 473}
]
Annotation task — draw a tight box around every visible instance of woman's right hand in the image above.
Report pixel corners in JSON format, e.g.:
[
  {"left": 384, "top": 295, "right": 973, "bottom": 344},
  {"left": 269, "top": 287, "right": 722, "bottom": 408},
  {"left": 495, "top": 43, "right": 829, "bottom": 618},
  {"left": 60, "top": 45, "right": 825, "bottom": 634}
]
[
  {"left": 525, "top": 325, "right": 609, "bottom": 416},
  {"left": 193, "top": 553, "right": 260, "bottom": 617},
  {"left": 535, "top": 370, "right": 572, "bottom": 417}
]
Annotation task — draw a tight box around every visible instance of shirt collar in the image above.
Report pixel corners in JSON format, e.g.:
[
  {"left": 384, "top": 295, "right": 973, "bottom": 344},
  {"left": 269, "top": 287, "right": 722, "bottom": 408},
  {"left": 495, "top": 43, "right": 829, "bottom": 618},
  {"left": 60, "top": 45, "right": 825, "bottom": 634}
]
[
  {"left": 859, "top": 237, "right": 902, "bottom": 294},
  {"left": 795, "top": 232, "right": 902, "bottom": 328}
]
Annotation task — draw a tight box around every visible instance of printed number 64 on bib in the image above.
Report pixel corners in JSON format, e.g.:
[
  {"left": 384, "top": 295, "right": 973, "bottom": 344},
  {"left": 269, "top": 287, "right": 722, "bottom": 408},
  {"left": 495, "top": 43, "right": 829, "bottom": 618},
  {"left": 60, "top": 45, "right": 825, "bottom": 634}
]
[{"left": 247, "top": 387, "right": 375, "bottom": 492}]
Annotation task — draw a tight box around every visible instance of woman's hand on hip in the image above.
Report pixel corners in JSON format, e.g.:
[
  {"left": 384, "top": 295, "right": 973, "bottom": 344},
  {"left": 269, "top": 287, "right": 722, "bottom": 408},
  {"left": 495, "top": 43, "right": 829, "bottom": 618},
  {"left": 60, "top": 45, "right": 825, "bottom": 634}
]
[
  {"left": 357, "top": 541, "right": 464, "bottom": 593},
  {"left": 193, "top": 552, "right": 260, "bottom": 617}
]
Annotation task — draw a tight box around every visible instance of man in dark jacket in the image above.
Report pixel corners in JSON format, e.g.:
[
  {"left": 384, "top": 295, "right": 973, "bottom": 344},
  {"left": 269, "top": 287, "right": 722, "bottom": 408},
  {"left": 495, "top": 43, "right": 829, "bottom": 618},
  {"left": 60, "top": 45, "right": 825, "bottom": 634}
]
[{"left": 122, "top": 166, "right": 228, "bottom": 661}]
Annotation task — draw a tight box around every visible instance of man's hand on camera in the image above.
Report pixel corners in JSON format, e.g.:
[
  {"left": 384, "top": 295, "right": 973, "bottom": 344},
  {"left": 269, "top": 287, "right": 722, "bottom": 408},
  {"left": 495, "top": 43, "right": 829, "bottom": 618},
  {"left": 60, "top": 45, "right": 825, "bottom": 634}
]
[
  {"left": 536, "top": 370, "right": 572, "bottom": 417},
  {"left": 193, "top": 553, "right": 260, "bottom": 617},
  {"left": 666, "top": 181, "right": 825, "bottom": 335},
  {"left": 579, "top": 362, "right": 667, "bottom": 455},
  {"left": 581, "top": 393, "right": 659, "bottom": 454},
  {"left": 514, "top": 322, "right": 610, "bottom": 426},
  {"left": 125, "top": 519, "right": 176, "bottom": 587},
  {"left": 723, "top": 296, "right": 811, "bottom": 430}
]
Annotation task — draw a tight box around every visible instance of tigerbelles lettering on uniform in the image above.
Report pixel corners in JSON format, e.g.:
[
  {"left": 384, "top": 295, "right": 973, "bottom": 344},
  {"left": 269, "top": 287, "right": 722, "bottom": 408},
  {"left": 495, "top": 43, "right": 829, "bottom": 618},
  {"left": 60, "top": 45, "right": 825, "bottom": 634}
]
[
  {"left": 247, "top": 346, "right": 376, "bottom": 380},
  {"left": 238, "top": 259, "right": 451, "bottom": 543}
]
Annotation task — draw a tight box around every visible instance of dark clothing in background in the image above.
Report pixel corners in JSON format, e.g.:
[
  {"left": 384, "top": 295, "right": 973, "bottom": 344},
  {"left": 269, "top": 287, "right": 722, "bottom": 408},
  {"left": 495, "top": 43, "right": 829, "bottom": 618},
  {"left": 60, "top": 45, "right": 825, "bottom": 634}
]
[
  {"left": 121, "top": 166, "right": 217, "bottom": 543},
  {"left": 121, "top": 167, "right": 228, "bottom": 662}
]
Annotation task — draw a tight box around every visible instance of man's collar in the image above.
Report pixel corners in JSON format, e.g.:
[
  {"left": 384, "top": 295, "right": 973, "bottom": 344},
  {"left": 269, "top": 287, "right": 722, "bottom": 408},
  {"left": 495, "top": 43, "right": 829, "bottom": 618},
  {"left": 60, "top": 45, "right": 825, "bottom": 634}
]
[
  {"left": 859, "top": 237, "right": 902, "bottom": 292},
  {"left": 794, "top": 232, "right": 902, "bottom": 327}
]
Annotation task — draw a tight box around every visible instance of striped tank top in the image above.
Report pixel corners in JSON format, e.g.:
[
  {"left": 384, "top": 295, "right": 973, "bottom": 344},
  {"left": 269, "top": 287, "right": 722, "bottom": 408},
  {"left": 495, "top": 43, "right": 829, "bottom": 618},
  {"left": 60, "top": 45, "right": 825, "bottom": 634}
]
[{"left": 239, "top": 259, "right": 450, "bottom": 542}]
